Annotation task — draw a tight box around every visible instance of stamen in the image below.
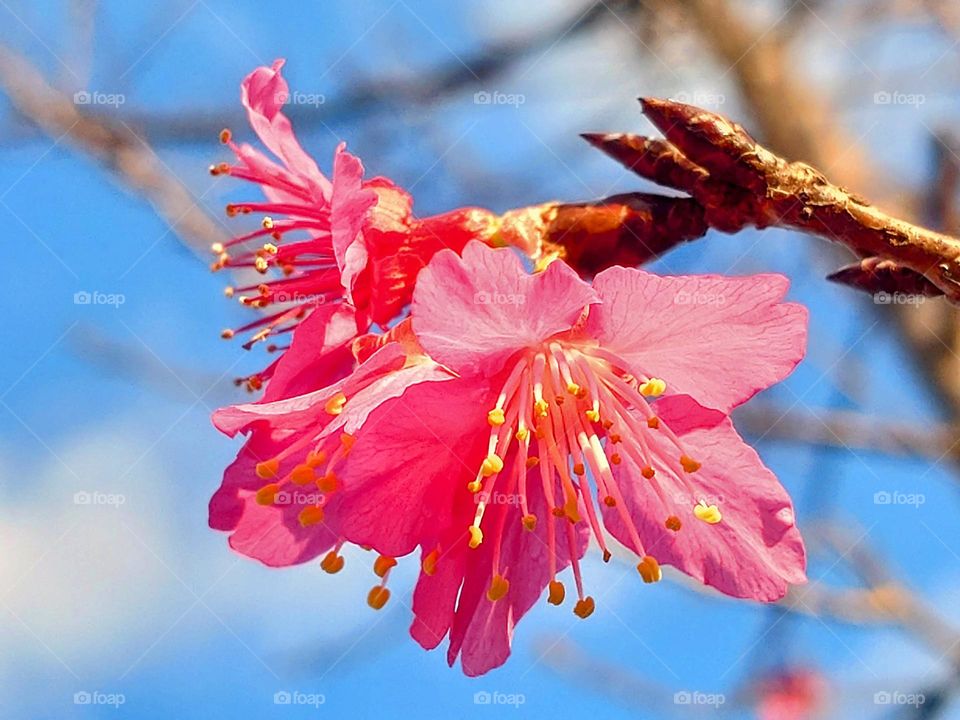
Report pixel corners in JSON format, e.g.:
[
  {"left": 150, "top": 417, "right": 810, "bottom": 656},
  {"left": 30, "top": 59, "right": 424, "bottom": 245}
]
[
  {"left": 422, "top": 547, "right": 440, "bottom": 576},
  {"left": 373, "top": 555, "right": 397, "bottom": 578},
  {"left": 694, "top": 500, "right": 722, "bottom": 524},
  {"left": 320, "top": 550, "right": 344, "bottom": 574},
  {"left": 255, "top": 483, "right": 280, "bottom": 505},
  {"left": 637, "top": 555, "right": 662, "bottom": 583},
  {"left": 367, "top": 586, "right": 390, "bottom": 610},
  {"left": 298, "top": 505, "right": 325, "bottom": 527},
  {"left": 487, "top": 575, "right": 509, "bottom": 602}
]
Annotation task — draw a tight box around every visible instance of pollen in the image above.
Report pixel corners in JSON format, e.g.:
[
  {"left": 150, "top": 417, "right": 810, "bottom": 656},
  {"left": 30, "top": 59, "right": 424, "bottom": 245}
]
[
  {"left": 321, "top": 551, "right": 344, "bottom": 574},
  {"left": 219, "top": 128, "right": 231, "bottom": 144},
  {"left": 422, "top": 548, "right": 440, "bottom": 576},
  {"left": 573, "top": 596, "right": 595, "bottom": 619},
  {"left": 639, "top": 378, "right": 666, "bottom": 397},
  {"left": 261, "top": 216, "right": 274, "bottom": 229},
  {"left": 290, "top": 464, "right": 315, "bottom": 485},
  {"left": 694, "top": 501, "right": 722, "bottom": 524},
  {"left": 585, "top": 409, "right": 600, "bottom": 422},
  {"left": 647, "top": 416, "right": 660, "bottom": 429},
  {"left": 610, "top": 453, "right": 621, "bottom": 465},
  {"left": 373, "top": 555, "right": 397, "bottom": 578},
  {"left": 255, "top": 458, "right": 280, "bottom": 479},
  {"left": 325, "top": 392, "right": 347, "bottom": 416},
  {"left": 487, "top": 575, "right": 510, "bottom": 602},
  {"left": 515, "top": 427, "right": 529, "bottom": 441},
  {"left": 298, "top": 505, "right": 325, "bottom": 527},
  {"left": 680, "top": 455, "right": 701, "bottom": 473},
  {"left": 641, "top": 466, "right": 655, "bottom": 479},
  {"left": 468, "top": 525, "right": 484, "bottom": 548},
  {"left": 487, "top": 408, "right": 505, "bottom": 426},
  {"left": 254, "top": 256, "right": 269, "bottom": 273},
  {"left": 467, "top": 479, "right": 482, "bottom": 493},
  {"left": 481, "top": 454, "right": 503, "bottom": 477},
  {"left": 367, "top": 586, "right": 390, "bottom": 610},
  {"left": 211, "top": 242, "right": 225, "bottom": 254},
  {"left": 665, "top": 515, "right": 682, "bottom": 531},
  {"left": 306, "top": 450, "right": 326, "bottom": 468},
  {"left": 603, "top": 496, "right": 616, "bottom": 507},
  {"left": 316, "top": 472, "right": 338, "bottom": 493},
  {"left": 525, "top": 456, "right": 539, "bottom": 468},
  {"left": 573, "top": 462, "right": 585, "bottom": 476},
  {"left": 220, "top": 329, "right": 235, "bottom": 340},
  {"left": 548, "top": 580, "right": 565, "bottom": 605},
  {"left": 637, "top": 555, "right": 662, "bottom": 584},
  {"left": 255, "top": 483, "right": 280, "bottom": 506},
  {"left": 522, "top": 514, "right": 537, "bottom": 531},
  {"left": 534, "top": 399, "right": 549, "bottom": 417},
  {"left": 566, "top": 382, "right": 581, "bottom": 395}
]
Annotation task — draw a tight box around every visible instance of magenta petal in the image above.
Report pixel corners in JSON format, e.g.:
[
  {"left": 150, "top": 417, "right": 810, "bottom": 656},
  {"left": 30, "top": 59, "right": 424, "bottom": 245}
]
[
  {"left": 240, "top": 59, "right": 330, "bottom": 198},
  {"left": 604, "top": 395, "right": 806, "bottom": 601},
  {"left": 412, "top": 242, "right": 599, "bottom": 376},
  {"left": 588, "top": 267, "right": 808, "bottom": 413}
]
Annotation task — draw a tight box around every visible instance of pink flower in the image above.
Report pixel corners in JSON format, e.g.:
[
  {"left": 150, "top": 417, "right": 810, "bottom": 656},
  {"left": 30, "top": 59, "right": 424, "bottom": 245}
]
[
  {"left": 329, "top": 241, "right": 807, "bottom": 674},
  {"left": 755, "top": 667, "right": 827, "bottom": 720},
  {"left": 211, "top": 59, "right": 505, "bottom": 396}
]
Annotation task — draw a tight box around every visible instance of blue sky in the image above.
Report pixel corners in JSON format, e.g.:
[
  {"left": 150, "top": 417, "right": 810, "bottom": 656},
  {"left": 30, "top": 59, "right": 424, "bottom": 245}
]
[{"left": 3, "top": 1, "right": 960, "bottom": 718}]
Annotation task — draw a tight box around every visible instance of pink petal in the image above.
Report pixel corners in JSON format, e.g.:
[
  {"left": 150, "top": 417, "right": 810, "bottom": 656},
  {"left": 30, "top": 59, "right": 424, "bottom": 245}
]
[
  {"left": 261, "top": 303, "right": 360, "bottom": 403},
  {"left": 240, "top": 59, "right": 331, "bottom": 198},
  {"left": 330, "top": 145, "right": 378, "bottom": 301},
  {"left": 603, "top": 395, "right": 806, "bottom": 601},
  {"left": 587, "top": 267, "right": 808, "bottom": 413},
  {"left": 412, "top": 242, "right": 598, "bottom": 376},
  {"left": 334, "top": 377, "right": 491, "bottom": 557}
]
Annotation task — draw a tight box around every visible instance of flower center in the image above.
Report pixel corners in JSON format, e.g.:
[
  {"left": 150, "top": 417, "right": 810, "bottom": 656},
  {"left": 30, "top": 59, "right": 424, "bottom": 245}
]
[{"left": 460, "top": 340, "right": 721, "bottom": 615}]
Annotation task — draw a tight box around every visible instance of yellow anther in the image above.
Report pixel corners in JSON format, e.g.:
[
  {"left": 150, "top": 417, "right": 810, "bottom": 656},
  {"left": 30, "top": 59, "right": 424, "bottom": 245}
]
[
  {"left": 254, "top": 256, "right": 269, "bottom": 273},
  {"left": 320, "top": 551, "right": 344, "bottom": 574},
  {"left": 639, "top": 378, "right": 666, "bottom": 397},
  {"left": 525, "top": 456, "right": 539, "bottom": 468},
  {"left": 255, "top": 483, "right": 280, "bottom": 506},
  {"left": 573, "top": 463, "right": 585, "bottom": 476},
  {"left": 219, "top": 128, "right": 232, "bottom": 144},
  {"left": 694, "top": 501, "right": 722, "bottom": 524},
  {"left": 534, "top": 399, "right": 549, "bottom": 417},
  {"left": 223, "top": 286, "right": 235, "bottom": 298},
  {"left": 515, "top": 427, "right": 529, "bottom": 441},
  {"left": 680, "top": 455, "right": 701, "bottom": 473},
  {"left": 647, "top": 416, "right": 660, "bottom": 429},
  {"left": 325, "top": 392, "right": 347, "bottom": 416},
  {"left": 468, "top": 525, "right": 483, "bottom": 549},
  {"left": 573, "top": 596, "right": 595, "bottom": 619},
  {"left": 585, "top": 409, "right": 600, "bottom": 422},
  {"left": 262, "top": 242, "right": 278, "bottom": 255},
  {"left": 373, "top": 555, "right": 397, "bottom": 578},
  {"left": 487, "top": 408, "right": 505, "bottom": 426},
  {"left": 367, "top": 586, "right": 390, "bottom": 610},
  {"left": 298, "top": 505, "right": 325, "bottom": 527},
  {"left": 610, "top": 453, "right": 621, "bottom": 465},
  {"left": 665, "top": 515, "right": 682, "bottom": 531},
  {"left": 522, "top": 514, "right": 537, "bottom": 531},
  {"left": 422, "top": 548, "right": 440, "bottom": 576},
  {"left": 467, "top": 479, "right": 482, "bottom": 493},
  {"left": 603, "top": 496, "right": 616, "bottom": 507},
  {"left": 637, "top": 555, "right": 662, "bottom": 584},
  {"left": 255, "top": 458, "right": 280, "bottom": 479},
  {"left": 261, "top": 216, "right": 274, "bottom": 229},
  {"left": 548, "top": 580, "right": 565, "bottom": 605},
  {"left": 220, "top": 328, "right": 235, "bottom": 340},
  {"left": 641, "top": 466, "right": 655, "bottom": 479},
  {"left": 306, "top": 450, "right": 326, "bottom": 468},
  {"left": 487, "top": 575, "right": 509, "bottom": 602},
  {"left": 481, "top": 454, "right": 503, "bottom": 477},
  {"left": 566, "top": 382, "right": 581, "bottom": 395},
  {"left": 290, "top": 464, "right": 315, "bottom": 486},
  {"left": 317, "top": 472, "right": 338, "bottom": 493},
  {"left": 211, "top": 242, "right": 225, "bottom": 254}
]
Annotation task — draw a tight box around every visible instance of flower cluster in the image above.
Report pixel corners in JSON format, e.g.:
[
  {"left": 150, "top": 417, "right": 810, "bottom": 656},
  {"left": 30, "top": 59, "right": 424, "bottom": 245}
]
[{"left": 210, "top": 61, "right": 809, "bottom": 676}]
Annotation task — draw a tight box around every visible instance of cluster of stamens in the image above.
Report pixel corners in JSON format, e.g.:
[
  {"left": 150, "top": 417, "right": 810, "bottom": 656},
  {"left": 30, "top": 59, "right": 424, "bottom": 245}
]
[{"left": 431, "top": 341, "right": 722, "bottom": 618}]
